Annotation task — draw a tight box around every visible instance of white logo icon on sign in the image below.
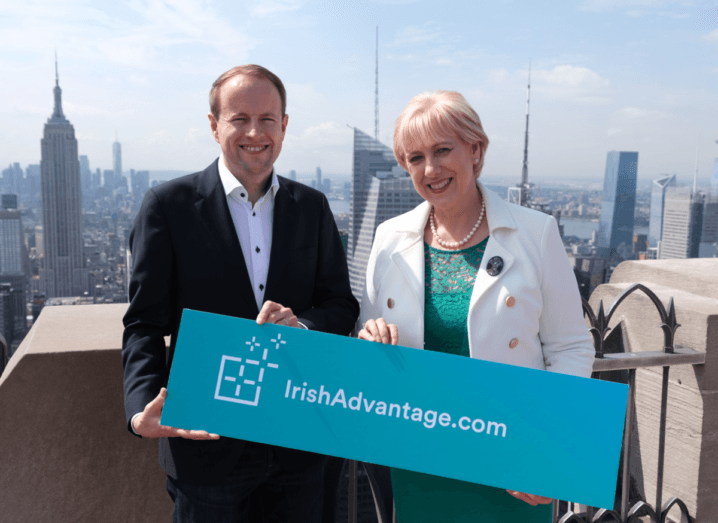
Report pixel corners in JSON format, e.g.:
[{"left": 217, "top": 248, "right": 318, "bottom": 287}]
[{"left": 214, "top": 333, "right": 285, "bottom": 406}]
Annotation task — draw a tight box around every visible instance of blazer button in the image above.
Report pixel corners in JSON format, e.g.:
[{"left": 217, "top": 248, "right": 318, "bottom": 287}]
[
  {"left": 505, "top": 296, "right": 516, "bottom": 308},
  {"left": 508, "top": 338, "right": 519, "bottom": 349},
  {"left": 387, "top": 298, "right": 395, "bottom": 309}
]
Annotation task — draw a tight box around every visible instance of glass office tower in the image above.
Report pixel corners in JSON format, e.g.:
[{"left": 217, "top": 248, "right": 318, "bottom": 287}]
[
  {"left": 648, "top": 174, "right": 676, "bottom": 248},
  {"left": 597, "top": 151, "right": 638, "bottom": 259}
]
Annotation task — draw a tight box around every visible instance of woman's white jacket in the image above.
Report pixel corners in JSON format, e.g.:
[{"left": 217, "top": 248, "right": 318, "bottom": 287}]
[{"left": 359, "top": 180, "right": 595, "bottom": 378}]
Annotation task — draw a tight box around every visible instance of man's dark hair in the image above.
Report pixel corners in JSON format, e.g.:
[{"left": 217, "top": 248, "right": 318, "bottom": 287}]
[{"left": 209, "top": 64, "right": 287, "bottom": 119}]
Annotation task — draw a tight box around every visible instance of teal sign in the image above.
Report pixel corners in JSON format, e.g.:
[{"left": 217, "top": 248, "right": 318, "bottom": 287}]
[{"left": 162, "top": 309, "right": 627, "bottom": 508}]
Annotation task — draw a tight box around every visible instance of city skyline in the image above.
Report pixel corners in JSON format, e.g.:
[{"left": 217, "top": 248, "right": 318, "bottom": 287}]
[{"left": 1, "top": 1, "right": 717, "bottom": 183}]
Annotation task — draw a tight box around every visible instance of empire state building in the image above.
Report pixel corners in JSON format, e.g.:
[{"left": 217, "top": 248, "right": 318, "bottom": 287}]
[{"left": 40, "top": 60, "right": 87, "bottom": 297}]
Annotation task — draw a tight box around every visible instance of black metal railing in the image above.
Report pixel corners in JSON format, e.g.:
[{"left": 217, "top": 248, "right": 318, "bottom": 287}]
[
  {"left": 344, "top": 283, "right": 706, "bottom": 523},
  {"left": 559, "top": 284, "right": 704, "bottom": 523}
]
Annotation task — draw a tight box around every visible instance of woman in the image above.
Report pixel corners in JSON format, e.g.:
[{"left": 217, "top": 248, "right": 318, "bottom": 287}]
[{"left": 358, "top": 91, "right": 594, "bottom": 522}]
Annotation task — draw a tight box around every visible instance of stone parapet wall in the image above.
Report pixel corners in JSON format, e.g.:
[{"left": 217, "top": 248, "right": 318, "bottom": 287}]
[
  {"left": 590, "top": 259, "right": 717, "bottom": 520},
  {"left": 0, "top": 304, "right": 171, "bottom": 523}
]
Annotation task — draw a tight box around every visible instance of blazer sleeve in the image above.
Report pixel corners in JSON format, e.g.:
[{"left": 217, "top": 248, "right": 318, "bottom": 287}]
[
  {"left": 296, "top": 195, "right": 359, "bottom": 335},
  {"left": 122, "top": 189, "right": 177, "bottom": 433},
  {"left": 538, "top": 216, "right": 595, "bottom": 377}
]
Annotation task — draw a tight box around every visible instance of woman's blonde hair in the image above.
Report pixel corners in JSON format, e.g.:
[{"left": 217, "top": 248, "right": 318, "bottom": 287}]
[{"left": 393, "top": 91, "right": 489, "bottom": 176}]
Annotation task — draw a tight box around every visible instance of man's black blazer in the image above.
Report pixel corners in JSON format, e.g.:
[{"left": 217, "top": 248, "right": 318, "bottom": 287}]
[{"left": 122, "top": 159, "right": 359, "bottom": 484}]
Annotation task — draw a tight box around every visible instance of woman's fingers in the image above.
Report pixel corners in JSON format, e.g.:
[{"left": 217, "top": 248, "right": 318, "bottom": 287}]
[
  {"left": 358, "top": 319, "right": 399, "bottom": 345},
  {"left": 506, "top": 491, "right": 552, "bottom": 506}
]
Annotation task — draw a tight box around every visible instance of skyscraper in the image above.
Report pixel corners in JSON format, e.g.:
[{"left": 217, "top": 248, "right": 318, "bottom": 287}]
[
  {"left": 40, "top": 58, "right": 87, "bottom": 297},
  {"left": 113, "top": 137, "right": 122, "bottom": 181},
  {"left": 711, "top": 158, "right": 718, "bottom": 202},
  {"left": 648, "top": 174, "right": 676, "bottom": 248},
  {"left": 316, "top": 166, "right": 322, "bottom": 188},
  {"left": 346, "top": 127, "right": 423, "bottom": 302},
  {"left": 597, "top": 151, "right": 638, "bottom": 259},
  {"left": 659, "top": 187, "right": 703, "bottom": 259},
  {"left": 131, "top": 169, "right": 150, "bottom": 200},
  {"left": 0, "top": 202, "right": 28, "bottom": 341}
]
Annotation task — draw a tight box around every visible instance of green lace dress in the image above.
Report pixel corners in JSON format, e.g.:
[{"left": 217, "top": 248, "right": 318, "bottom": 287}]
[{"left": 390, "top": 238, "right": 552, "bottom": 523}]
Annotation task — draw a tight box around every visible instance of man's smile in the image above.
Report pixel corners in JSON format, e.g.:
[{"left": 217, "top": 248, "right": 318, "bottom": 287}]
[{"left": 240, "top": 145, "right": 269, "bottom": 152}]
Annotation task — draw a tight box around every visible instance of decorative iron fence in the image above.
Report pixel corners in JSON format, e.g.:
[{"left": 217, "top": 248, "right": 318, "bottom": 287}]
[{"left": 344, "top": 283, "right": 707, "bottom": 523}]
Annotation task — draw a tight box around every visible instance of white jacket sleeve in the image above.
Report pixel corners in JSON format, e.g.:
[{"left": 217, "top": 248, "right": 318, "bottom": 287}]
[{"left": 538, "top": 216, "right": 595, "bottom": 377}]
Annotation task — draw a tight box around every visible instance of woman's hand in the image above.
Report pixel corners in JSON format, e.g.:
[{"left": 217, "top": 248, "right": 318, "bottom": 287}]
[
  {"left": 506, "top": 490, "right": 552, "bottom": 506},
  {"left": 358, "top": 318, "right": 399, "bottom": 345}
]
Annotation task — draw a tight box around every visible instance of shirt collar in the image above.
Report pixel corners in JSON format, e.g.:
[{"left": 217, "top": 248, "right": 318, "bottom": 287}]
[{"left": 217, "top": 154, "right": 280, "bottom": 203}]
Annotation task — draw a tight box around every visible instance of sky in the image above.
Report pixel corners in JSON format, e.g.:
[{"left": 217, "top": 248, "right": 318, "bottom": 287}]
[{"left": 1, "top": 0, "right": 717, "bottom": 184}]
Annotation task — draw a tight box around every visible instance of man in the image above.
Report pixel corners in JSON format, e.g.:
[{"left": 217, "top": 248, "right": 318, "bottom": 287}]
[{"left": 122, "top": 64, "right": 359, "bottom": 522}]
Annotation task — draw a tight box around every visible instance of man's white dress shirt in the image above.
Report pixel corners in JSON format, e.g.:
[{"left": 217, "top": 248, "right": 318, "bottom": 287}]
[{"left": 217, "top": 155, "right": 278, "bottom": 310}]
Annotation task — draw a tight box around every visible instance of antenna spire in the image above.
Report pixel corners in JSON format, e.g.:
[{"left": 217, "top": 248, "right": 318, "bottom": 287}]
[
  {"left": 520, "top": 60, "right": 531, "bottom": 206},
  {"left": 51, "top": 51, "right": 65, "bottom": 120},
  {"left": 374, "top": 26, "right": 379, "bottom": 141},
  {"left": 693, "top": 139, "right": 699, "bottom": 197}
]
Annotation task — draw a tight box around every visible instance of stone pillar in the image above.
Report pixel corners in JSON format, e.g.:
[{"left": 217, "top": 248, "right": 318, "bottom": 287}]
[
  {"left": 590, "top": 259, "right": 718, "bottom": 520},
  {"left": 0, "top": 304, "right": 172, "bottom": 522}
]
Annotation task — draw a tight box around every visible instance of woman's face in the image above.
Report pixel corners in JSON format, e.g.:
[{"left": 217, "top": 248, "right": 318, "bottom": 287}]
[{"left": 404, "top": 133, "right": 482, "bottom": 212}]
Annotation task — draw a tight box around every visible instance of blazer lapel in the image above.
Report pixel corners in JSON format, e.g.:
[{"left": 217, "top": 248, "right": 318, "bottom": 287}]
[
  {"left": 263, "top": 183, "right": 296, "bottom": 301},
  {"left": 194, "top": 162, "right": 258, "bottom": 315},
  {"left": 468, "top": 181, "right": 518, "bottom": 318},
  {"left": 468, "top": 237, "right": 515, "bottom": 315},
  {"left": 390, "top": 238, "right": 425, "bottom": 315}
]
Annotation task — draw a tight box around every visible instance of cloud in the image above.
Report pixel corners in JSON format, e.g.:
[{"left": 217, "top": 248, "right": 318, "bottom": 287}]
[
  {"left": 387, "top": 23, "right": 442, "bottom": 47},
  {"left": 129, "top": 75, "right": 148, "bottom": 86},
  {"left": 536, "top": 65, "right": 611, "bottom": 102},
  {"left": 386, "top": 53, "right": 418, "bottom": 62},
  {"left": 248, "top": 0, "right": 307, "bottom": 17},
  {"left": 435, "top": 58, "right": 452, "bottom": 65},
  {"left": 705, "top": 29, "right": 718, "bottom": 41},
  {"left": 615, "top": 107, "right": 666, "bottom": 120},
  {"left": 490, "top": 65, "right": 612, "bottom": 104},
  {"left": 299, "top": 121, "right": 352, "bottom": 147},
  {"left": 0, "top": 0, "right": 256, "bottom": 70},
  {"left": 578, "top": 0, "right": 682, "bottom": 13}
]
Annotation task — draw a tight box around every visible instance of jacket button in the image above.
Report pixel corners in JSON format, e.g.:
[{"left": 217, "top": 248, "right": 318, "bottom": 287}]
[
  {"left": 508, "top": 338, "right": 519, "bottom": 349},
  {"left": 387, "top": 298, "right": 394, "bottom": 309},
  {"left": 505, "top": 296, "right": 516, "bottom": 308}
]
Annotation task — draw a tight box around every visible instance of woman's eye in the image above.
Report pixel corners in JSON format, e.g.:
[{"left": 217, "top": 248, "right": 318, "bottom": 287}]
[{"left": 409, "top": 155, "right": 423, "bottom": 163}]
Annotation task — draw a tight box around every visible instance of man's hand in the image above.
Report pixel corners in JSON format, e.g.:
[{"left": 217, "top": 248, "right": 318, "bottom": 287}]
[
  {"left": 132, "top": 388, "right": 220, "bottom": 440},
  {"left": 256, "top": 301, "right": 299, "bottom": 328},
  {"left": 357, "top": 318, "right": 399, "bottom": 345},
  {"left": 506, "top": 491, "right": 552, "bottom": 506}
]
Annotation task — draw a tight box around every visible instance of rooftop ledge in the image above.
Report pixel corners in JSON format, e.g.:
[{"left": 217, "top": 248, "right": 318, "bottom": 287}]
[{"left": 0, "top": 303, "right": 172, "bottom": 523}]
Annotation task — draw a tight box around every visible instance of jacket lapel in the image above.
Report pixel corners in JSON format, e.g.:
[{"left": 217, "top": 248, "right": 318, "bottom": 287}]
[
  {"left": 194, "top": 161, "right": 258, "bottom": 315},
  {"left": 389, "top": 202, "right": 430, "bottom": 316},
  {"left": 468, "top": 181, "right": 518, "bottom": 318},
  {"left": 390, "top": 238, "right": 425, "bottom": 314},
  {"left": 468, "top": 237, "right": 515, "bottom": 314},
  {"left": 263, "top": 181, "right": 296, "bottom": 301}
]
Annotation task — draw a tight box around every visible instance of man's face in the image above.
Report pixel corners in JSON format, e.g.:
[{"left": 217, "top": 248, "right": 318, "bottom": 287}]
[{"left": 209, "top": 74, "right": 288, "bottom": 186}]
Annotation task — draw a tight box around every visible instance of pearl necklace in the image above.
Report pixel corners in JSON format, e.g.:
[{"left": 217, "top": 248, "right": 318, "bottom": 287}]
[{"left": 429, "top": 191, "right": 486, "bottom": 249}]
